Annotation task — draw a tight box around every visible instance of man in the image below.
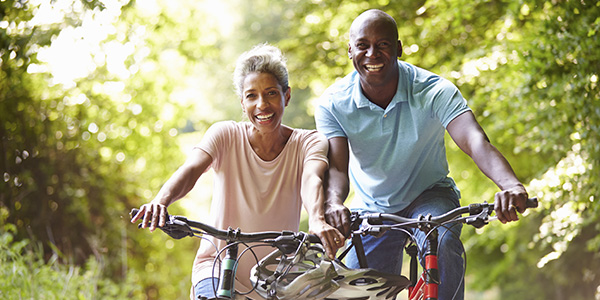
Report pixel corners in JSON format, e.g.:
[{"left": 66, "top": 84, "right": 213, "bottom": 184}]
[{"left": 315, "top": 9, "right": 529, "bottom": 300}]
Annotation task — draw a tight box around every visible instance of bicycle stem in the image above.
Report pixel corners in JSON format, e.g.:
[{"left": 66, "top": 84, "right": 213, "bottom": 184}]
[
  {"left": 217, "top": 244, "right": 238, "bottom": 299},
  {"left": 423, "top": 230, "right": 439, "bottom": 300}
]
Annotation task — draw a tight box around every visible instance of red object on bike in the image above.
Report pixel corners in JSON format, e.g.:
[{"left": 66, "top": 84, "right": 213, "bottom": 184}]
[{"left": 424, "top": 254, "right": 439, "bottom": 299}]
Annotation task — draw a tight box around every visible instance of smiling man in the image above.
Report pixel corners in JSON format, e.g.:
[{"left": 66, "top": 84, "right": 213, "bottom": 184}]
[{"left": 315, "top": 9, "right": 529, "bottom": 300}]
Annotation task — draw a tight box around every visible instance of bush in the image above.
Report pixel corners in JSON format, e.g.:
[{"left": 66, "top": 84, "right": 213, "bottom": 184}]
[{"left": 0, "top": 212, "right": 143, "bottom": 300}]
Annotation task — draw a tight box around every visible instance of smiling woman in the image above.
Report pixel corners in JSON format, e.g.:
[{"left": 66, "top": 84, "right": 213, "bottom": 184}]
[
  {"left": 130, "top": 44, "right": 344, "bottom": 300},
  {"left": 236, "top": 46, "right": 292, "bottom": 160}
]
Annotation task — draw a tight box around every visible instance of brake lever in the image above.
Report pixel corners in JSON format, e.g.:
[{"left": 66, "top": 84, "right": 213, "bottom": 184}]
[
  {"left": 272, "top": 232, "right": 304, "bottom": 255},
  {"left": 157, "top": 215, "right": 194, "bottom": 239},
  {"left": 465, "top": 205, "right": 492, "bottom": 229}
]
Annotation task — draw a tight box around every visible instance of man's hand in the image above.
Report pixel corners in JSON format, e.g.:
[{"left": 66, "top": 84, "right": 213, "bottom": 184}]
[
  {"left": 324, "top": 202, "right": 351, "bottom": 237},
  {"left": 494, "top": 184, "right": 529, "bottom": 224}
]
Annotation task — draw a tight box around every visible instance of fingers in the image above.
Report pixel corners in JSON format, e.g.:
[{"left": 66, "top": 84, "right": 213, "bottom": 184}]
[
  {"left": 313, "top": 224, "right": 346, "bottom": 260},
  {"left": 132, "top": 203, "right": 167, "bottom": 232},
  {"left": 325, "top": 205, "right": 351, "bottom": 236},
  {"left": 130, "top": 206, "right": 146, "bottom": 223},
  {"left": 324, "top": 231, "right": 346, "bottom": 260},
  {"left": 494, "top": 187, "right": 528, "bottom": 224}
]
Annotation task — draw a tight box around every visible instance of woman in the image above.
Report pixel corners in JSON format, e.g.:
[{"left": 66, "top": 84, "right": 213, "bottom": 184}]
[{"left": 131, "top": 44, "right": 344, "bottom": 299}]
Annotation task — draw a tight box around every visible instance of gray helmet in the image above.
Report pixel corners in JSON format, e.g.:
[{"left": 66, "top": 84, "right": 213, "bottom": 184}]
[{"left": 250, "top": 243, "right": 410, "bottom": 299}]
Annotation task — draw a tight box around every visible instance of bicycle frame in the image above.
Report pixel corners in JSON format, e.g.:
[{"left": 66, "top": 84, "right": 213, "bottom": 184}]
[
  {"left": 345, "top": 213, "right": 444, "bottom": 300},
  {"left": 343, "top": 198, "right": 538, "bottom": 300}
]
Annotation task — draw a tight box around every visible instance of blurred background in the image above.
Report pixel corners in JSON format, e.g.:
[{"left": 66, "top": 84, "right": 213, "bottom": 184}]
[{"left": 1, "top": 0, "right": 599, "bottom": 299}]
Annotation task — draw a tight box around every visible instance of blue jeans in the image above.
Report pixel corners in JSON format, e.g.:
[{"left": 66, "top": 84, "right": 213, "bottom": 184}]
[
  {"left": 193, "top": 278, "right": 253, "bottom": 300},
  {"left": 346, "top": 187, "right": 465, "bottom": 300},
  {"left": 193, "top": 277, "right": 219, "bottom": 300}
]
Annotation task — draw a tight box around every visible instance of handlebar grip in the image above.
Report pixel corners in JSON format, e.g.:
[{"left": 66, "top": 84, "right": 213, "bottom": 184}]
[
  {"left": 308, "top": 234, "right": 321, "bottom": 244},
  {"left": 526, "top": 197, "right": 539, "bottom": 208}
]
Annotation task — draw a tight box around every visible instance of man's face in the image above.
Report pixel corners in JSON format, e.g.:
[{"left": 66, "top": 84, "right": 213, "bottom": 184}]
[{"left": 348, "top": 17, "right": 401, "bottom": 89}]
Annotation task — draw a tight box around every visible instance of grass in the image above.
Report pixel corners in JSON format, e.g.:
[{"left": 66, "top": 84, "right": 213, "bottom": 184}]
[{"left": 0, "top": 220, "right": 142, "bottom": 300}]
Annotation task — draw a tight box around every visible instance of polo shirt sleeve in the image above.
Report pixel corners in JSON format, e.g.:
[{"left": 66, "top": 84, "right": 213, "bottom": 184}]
[
  {"left": 315, "top": 95, "right": 347, "bottom": 139},
  {"left": 430, "top": 78, "right": 471, "bottom": 128}
]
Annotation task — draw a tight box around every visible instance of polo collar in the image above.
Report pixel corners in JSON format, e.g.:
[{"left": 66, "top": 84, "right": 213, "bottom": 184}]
[{"left": 352, "top": 61, "right": 408, "bottom": 111}]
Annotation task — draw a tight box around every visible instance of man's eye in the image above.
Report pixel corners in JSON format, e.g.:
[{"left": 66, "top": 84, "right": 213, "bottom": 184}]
[{"left": 378, "top": 42, "right": 390, "bottom": 48}]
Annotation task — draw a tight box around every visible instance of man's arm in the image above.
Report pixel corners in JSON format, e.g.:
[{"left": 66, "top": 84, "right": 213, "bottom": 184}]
[
  {"left": 446, "top": 111, "right": 529, "bottom": 223},
  {"left": 301, "top": 159, "right": 345, "bottom": 259},
  {"left": 323, "top": 137, "right": 352, "bottom": 235}
]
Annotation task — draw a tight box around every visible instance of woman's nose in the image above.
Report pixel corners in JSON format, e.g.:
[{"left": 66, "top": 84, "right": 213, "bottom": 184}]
[{"left": 257, "top": 96, "right": 269, "bottom": 109}]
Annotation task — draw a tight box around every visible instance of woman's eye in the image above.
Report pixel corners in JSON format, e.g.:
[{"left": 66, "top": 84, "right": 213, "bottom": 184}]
[
  {"left": 245, "top": 93, "right": 256, "bottom": 99},
  {"left": 268, "top": 90, "right": 278, "bottom": 96}
]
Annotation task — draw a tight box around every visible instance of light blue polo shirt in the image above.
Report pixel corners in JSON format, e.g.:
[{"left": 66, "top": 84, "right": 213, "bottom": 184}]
[{"left": 315, "top": 60, "right": 471, "bottom": 213}]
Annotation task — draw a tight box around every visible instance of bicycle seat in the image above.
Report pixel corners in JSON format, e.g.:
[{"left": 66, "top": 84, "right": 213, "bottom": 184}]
[{"left": 250, "top": 243, "right": 410, "bottom": 299}]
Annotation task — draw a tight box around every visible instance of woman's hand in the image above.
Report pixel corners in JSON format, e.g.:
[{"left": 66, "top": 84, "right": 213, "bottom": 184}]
[
  {"left": 130, "top": 202, "right": 168, "bottom": 232},
  {"left": 309, "top": 219, "right": 346, "bottom": 260}
]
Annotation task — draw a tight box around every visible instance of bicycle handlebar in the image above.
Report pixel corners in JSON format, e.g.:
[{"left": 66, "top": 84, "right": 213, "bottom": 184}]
[
  {"left": 129, "top": 208, "right": 321, "bottom": 250},
  {"left": 360, "top": 197, "right": 538, "bottom": 231},
  {"left": 130, "top": 198, "right": 538, "bottom": 299}
]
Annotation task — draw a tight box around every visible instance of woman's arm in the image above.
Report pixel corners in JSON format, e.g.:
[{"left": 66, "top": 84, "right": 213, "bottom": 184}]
[
  {"left": 447, "top": 111, "right": 529, "bottom": 223},
  {"left": 131, "top": 147, "right": 213, "bottom": 231},
  {"left": 301, "top": 159, "right": 345, "bottom": 259}
]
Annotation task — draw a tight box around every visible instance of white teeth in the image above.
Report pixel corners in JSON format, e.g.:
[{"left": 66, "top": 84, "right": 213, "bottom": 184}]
[
  {"left": 366, "top": 64, "right": 383, "bottom": 71},
  {"left": 256, "top": 113, "right": 274, "bottom": 120}
]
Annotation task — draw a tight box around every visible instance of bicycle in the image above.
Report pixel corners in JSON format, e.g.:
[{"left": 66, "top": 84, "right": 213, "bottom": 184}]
[{"left": 130, "top": 197, "right": 538, "bottom": 300}]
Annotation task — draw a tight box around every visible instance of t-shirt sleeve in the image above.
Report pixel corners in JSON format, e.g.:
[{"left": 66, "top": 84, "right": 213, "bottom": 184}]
[
  {"left": 301, "top": 130, "right": 329, "bottom": 167},
  {"left": 430, "top": 78, "right": 471, "bottom": 128},
  {"left": 314, "top": 95, "right": 347, "bottom": 139},
  {"left": 194, "top": 121, "right": 234, "bottom": 170}
]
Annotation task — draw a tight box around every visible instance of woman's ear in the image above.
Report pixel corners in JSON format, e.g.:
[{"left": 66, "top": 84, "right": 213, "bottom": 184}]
[{"left": 284, "top": 87, "right": 291, "bottom": 106}]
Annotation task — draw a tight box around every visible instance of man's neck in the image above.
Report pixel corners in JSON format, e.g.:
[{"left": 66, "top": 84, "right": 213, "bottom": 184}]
[{"left": 361, "top": 79, "right": 398, "bottom": 109}]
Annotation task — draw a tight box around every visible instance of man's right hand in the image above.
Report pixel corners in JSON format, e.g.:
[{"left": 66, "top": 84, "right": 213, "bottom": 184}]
[{"left": 325, "top": 202, "right": 351, "bottom": 237}]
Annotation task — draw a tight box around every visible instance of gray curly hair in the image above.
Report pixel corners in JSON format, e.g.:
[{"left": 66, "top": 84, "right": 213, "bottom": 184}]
[{"left": 233, "top": 44, "right": 289, "bottom": 98}]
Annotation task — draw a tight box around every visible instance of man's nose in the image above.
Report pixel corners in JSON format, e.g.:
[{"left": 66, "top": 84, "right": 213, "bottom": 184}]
[{"left": 366, "top": 45, "right": 379, "bottom": 57}]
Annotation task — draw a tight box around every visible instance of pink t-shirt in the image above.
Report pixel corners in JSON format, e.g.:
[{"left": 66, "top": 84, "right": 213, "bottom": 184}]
[{"left": 190, "top": 121, "right": 328, "bottom": 293}]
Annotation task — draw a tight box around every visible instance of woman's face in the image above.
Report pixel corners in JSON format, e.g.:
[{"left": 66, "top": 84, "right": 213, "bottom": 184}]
[{"left": 241, "top": 72, "right": 290, "bottom": 133}]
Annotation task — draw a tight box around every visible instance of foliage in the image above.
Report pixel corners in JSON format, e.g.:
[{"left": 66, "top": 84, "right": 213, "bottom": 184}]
[
  {"left": 0, "top": 208, "right": 142, "bottom": 299},
  {"left": 1, "top": 0, "right": 197, "bottom": 298}
]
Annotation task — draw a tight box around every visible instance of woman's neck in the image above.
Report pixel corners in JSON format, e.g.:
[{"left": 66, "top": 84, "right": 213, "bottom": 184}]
[{"left": 247, "top": 125, "right": 293, "bottom": 161}]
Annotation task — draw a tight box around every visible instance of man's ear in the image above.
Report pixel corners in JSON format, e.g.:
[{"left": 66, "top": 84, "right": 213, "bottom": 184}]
[
  {"left": 348, "top": 43, "right": 352, "bottom": 59},
  {"left": 397, "top": 40, "right": 403, "bottom": 58}
]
